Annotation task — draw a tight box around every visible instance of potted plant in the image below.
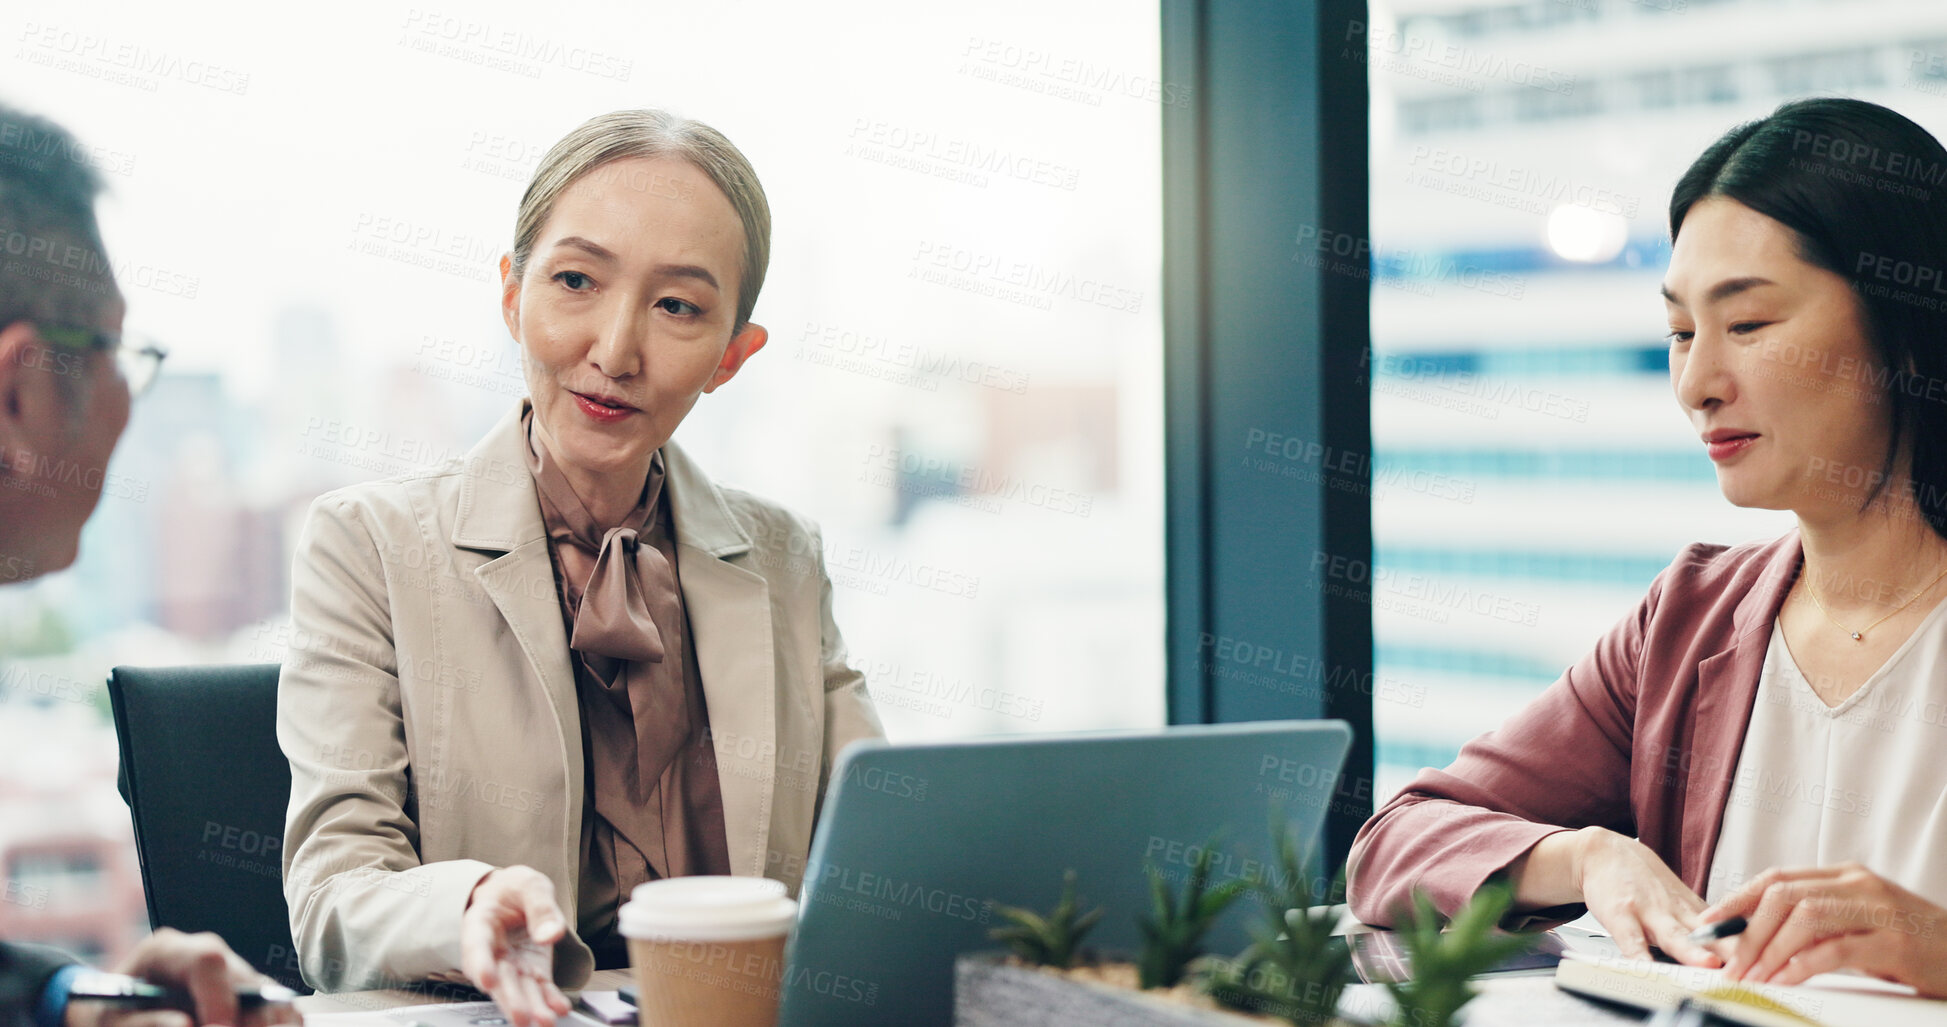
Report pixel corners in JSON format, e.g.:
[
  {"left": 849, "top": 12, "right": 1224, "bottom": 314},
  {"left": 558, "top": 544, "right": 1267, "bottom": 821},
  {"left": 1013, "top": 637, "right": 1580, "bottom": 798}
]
[
  {"left": 956, "top": 861, "right": 1289, "bottom": 1027},
  {"left": 954, "top": 823, "right": 1535, "bottom": 1027},
  {"left": 955, "top": 819, "right": 1362, "bottom": 1026}
]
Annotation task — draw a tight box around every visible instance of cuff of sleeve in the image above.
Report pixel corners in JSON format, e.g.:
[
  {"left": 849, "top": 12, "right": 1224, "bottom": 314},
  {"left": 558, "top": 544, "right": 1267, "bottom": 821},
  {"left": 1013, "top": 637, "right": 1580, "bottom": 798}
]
[
  {"left": 421, "top": 862, "right": 592, "bottom": 989},
  {"left": 1498, "top": 827, "right": 1587, "bottom": 931},
  {"left": 430, "top": 859, "right": 501, "bottom": 975},
  {"left": 36, "top": 963, "right": 83, "bottom": 1027}
]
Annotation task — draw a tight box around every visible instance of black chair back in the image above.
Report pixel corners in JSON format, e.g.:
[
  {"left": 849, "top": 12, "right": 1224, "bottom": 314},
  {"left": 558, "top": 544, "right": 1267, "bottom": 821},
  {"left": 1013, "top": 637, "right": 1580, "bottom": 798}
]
[{"left": 107, "top": 664, "right": 307, "bottom": 991}]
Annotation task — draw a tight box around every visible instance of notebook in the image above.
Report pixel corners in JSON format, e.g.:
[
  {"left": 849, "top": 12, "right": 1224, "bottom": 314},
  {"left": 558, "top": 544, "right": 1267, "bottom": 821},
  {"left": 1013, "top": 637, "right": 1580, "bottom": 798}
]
[{"left": 1554, "top": 951, "right": 1940, "bottom": 1027}]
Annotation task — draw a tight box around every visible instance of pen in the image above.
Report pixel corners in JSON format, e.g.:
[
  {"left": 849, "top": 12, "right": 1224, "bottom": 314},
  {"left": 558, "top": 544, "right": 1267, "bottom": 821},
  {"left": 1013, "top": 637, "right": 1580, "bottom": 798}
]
[
  {"left": 1685, "top": 915, "right": 1748, "bottom": 945},
  {"left": 65, "top": 970, "right": 298, "bottom": 1008},
  {"left": 1647, "top": 997, "right": 1712, "bottom": 1027}
]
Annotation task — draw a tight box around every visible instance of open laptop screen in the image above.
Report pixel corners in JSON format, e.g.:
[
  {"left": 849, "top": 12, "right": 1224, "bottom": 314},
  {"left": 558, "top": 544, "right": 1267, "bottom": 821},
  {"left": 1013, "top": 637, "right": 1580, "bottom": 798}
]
[{"left": 779, "top": 720, "right": 1354, "bottom": 1025}]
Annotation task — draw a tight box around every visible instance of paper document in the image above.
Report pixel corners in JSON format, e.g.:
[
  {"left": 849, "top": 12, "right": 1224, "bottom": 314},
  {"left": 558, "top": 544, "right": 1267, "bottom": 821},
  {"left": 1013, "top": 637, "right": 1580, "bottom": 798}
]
[{"left": 308, "top": 1001, "right": 615, "bottom": 1027}]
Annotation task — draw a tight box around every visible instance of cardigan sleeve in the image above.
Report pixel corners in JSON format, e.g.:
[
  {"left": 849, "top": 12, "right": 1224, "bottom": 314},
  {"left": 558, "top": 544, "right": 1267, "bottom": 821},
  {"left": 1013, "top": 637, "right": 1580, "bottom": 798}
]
[{"left": 1347, "top": 563, "right": 1666, "bottom": 927}]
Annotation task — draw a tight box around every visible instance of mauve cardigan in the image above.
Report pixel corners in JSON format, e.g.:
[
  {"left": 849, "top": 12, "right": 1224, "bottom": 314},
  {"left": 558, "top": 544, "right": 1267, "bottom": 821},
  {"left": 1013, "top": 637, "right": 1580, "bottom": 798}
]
[{"left": 1348, "top": 532, "right": 1804, "bottom": 926}]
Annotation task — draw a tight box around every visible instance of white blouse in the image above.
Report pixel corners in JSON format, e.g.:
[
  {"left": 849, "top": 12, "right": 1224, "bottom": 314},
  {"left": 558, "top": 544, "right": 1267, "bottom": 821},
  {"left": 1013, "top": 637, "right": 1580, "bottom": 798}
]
[{"left": 1706, "top": 598, "right": 1947, "bottom": 907}]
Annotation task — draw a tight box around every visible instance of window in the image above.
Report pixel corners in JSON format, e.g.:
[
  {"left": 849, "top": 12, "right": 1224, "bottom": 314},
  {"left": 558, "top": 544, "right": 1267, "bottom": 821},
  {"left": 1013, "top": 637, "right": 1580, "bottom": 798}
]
[
  {"left": 7, "top": 850, "right": 103, "bottom": 912},
  {"left": 0, "top": 0, "right": 1166, "bottom": 955}
]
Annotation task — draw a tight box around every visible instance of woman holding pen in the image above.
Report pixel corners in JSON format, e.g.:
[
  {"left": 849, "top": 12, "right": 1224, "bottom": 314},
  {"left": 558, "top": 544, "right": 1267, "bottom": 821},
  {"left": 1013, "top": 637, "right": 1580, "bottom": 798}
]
[{"left": 1349, "top": 97, "right": 1947, "bottom": 997}]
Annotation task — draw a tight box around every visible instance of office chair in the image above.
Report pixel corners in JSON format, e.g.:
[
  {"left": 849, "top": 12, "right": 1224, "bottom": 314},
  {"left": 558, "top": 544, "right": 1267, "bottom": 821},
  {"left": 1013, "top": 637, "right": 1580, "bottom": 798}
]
[{"left": 106, "top": 664, "right": 309, "bottom": 992}]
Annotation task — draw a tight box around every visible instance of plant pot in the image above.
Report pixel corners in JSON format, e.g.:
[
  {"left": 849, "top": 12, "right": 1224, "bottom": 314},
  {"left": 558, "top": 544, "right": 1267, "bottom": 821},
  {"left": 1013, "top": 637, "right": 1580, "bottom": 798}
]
[{"left": 953, "top": 952, "right": 1366, "bottom": 1027}]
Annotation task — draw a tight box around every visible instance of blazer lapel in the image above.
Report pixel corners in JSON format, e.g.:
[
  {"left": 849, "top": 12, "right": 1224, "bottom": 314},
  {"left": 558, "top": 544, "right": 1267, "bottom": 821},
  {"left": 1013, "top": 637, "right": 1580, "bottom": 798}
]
[
  {"left": 452, "top": 403, "right": 585, "bottom": 895},
  {"left": 1679, "top": 532, "right": 1803, "bottom": 892},
  {"left": 663, "top": 439, "right": 777, "bottom": 878}
]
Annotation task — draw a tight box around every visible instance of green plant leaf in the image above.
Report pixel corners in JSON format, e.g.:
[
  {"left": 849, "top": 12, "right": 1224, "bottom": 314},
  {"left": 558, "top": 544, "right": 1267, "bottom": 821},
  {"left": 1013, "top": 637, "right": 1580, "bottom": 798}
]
[
  {"left": 989, "top": 869, "right": 1104, "bottom": 970},
  {"left": 1199, "top": 808, "right": 1352, "bottom": 1025},
  {"left": 1199, "top": 877, "right": 1252, "bottom": 918},
  {"left": 1383, "top": 881, "right": 1537, "bottom": 1027},
  {"left": 1134, "top": 836, "right": 1253, "bottom": 989}
]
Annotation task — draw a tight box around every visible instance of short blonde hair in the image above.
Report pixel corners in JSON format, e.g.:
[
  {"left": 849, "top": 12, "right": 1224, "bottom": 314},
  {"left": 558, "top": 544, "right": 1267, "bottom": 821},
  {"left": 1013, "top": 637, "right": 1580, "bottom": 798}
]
[{"left": 510, "top": 109, "right": 771, "bottom": 328}]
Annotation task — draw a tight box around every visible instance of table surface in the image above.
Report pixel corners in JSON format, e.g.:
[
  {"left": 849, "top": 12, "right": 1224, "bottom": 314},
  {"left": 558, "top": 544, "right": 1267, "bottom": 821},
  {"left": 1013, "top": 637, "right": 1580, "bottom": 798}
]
[
  {"left": 285, "top": 909, "right": 1495, "bottom": 1018},
  {"left": 297, "top": 966, "right": 1932, "bottom": 1026},
  {"left": 296, "top": 969, "right": 634, "bottom": 1015},
  {"left": 297, "top": 968, "right": 1635, "bottom": 1025}
]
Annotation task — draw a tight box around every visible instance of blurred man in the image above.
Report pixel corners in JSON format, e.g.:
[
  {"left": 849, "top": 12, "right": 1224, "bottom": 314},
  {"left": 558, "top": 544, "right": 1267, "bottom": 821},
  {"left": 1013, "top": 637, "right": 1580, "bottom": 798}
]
[
  {"left": 0, "top": 103, "right": 294, "bottom": 1027},
  {"left": 0, "top": 102, "right": 132, "bottom": 580}
]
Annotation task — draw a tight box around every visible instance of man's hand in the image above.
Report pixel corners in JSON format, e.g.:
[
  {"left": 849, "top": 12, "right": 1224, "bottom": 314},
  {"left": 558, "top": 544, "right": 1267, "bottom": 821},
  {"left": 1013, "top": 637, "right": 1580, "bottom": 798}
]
[
  {"left": 460, "top": 866, "right": 572, "bottom": 1027},
  {"left": 66, "top": 927, "right": 301, "bottom": 1027},
  {"left": 1703, "top": 863, "right": 1947, "bottom": 996},
  {"left": 1573, "top": 827, "right": 1724, "bottom": 967}
]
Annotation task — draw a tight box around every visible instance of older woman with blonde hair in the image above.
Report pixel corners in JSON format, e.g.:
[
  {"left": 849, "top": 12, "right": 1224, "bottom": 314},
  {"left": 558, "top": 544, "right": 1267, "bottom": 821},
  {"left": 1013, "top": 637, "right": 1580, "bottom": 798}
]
[{"left": 278, "top": 110, "right": 883, "bottom": 1022}]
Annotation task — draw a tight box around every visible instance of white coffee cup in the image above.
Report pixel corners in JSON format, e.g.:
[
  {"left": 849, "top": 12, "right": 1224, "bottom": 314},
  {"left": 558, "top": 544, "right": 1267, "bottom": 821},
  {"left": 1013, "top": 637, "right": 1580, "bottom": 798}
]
[{"left": 618, "top": 876, "right": 798, "bottom": 1027}]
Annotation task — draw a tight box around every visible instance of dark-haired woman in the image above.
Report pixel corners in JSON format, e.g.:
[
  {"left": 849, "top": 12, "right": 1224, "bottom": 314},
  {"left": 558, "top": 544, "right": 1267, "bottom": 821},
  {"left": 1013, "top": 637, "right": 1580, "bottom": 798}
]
[{"left": 1347, "top": 96, "right": 1947, "bottom": 998}]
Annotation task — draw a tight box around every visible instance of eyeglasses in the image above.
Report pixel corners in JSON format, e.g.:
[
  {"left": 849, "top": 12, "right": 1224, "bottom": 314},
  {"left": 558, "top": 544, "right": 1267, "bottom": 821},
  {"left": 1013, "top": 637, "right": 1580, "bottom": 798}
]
[{"left": 35, "top": 323, "right": 170, "bottom": 397}]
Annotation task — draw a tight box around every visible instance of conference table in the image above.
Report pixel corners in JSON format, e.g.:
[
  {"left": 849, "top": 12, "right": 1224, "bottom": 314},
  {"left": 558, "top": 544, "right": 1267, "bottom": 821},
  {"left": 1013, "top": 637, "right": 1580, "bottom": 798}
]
[{"left": 292, "top": 966, "right": 1642, "bottom": 1025}]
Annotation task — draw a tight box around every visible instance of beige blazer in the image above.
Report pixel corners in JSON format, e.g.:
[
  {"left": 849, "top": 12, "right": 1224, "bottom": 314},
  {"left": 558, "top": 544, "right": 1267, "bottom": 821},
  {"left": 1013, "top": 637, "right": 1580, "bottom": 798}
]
[{"left": 277, "top": 401, "right": 884, "bottom": 992}]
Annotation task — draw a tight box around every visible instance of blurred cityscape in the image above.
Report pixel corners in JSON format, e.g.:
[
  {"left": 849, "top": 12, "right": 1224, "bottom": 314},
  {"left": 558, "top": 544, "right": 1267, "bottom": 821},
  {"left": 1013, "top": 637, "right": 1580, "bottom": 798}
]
[{"left": 0, "top": 1, "right": 1165, "bottom": 962}]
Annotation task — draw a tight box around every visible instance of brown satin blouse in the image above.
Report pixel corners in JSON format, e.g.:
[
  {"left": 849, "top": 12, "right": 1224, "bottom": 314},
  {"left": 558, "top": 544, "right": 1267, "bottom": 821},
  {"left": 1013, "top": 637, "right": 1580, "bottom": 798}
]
[{"left": 522, "top": 410, "right": 731, "bottom": 969}]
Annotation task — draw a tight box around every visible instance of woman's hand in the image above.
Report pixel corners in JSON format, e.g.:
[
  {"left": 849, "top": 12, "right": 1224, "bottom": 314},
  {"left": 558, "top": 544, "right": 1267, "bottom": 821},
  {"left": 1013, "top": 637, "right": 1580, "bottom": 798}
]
[
  {"left": 1572, "top": 827, "right": 1725, "bottom": 967},
  {"left": 460, "top": 866, "right": 573, "bottom": 1027},
  {"left": 1702, "top": 863, "right": 1947, "bottom": 996},
  {"left": 67, "top": 927, "right": 301, "bottom": 1027}
]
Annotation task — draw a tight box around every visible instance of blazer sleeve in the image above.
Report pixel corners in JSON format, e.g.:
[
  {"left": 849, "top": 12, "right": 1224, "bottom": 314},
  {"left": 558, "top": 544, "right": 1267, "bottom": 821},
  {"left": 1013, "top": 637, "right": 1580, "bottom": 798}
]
[
  {"left": 1346, "top": 565, "right": 1664, "bottom": 927},
  {"left": 809, "top": 525, "right": 885, "bottom": 809},
  {"left": 278, "top": 494, "right": 497, "bottom": 992}
]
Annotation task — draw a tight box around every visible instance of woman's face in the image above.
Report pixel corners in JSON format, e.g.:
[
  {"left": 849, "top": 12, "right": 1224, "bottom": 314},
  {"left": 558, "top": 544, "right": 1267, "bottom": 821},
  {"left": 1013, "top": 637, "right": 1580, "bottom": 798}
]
[
  {"left": 501, "top": 156, "right": 766, "bottom": 482},
  {"left": 1663, "top": 196, "right": 1894, "bottom": 518}
]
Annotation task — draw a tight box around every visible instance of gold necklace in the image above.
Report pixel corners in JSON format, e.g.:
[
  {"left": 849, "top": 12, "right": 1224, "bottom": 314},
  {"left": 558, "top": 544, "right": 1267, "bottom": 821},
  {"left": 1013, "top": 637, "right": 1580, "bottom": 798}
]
[{"left": 1802, "top": 561, "right": 1947, "bottom": 642}]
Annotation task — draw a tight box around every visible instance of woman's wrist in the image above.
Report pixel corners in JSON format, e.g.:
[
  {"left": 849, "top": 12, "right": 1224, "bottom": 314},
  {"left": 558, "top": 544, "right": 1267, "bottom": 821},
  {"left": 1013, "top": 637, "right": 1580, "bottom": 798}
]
[
  {"left": 1566, "top": 825, "right": 1612, "bottom": 897},
  {"left": 1512, "top": 827, "right": 1601, "bottom": 910},
  {"left": 467, "top": 866, "right": 510, "bottom": 912}
]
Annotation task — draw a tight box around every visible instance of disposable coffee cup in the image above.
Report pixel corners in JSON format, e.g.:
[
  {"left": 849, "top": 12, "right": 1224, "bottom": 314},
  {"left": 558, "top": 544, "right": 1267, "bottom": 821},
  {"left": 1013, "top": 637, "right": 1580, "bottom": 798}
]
[{"left": 618, "top": 876, "right": 798, "bottom": 1027}]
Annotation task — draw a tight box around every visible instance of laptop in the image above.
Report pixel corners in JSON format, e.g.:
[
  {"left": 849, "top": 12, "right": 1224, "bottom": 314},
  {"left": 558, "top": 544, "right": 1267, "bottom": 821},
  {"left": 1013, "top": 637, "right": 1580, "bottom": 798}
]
[{"left": 777, "top": 720, "right": 1354, "bottom": 1026}]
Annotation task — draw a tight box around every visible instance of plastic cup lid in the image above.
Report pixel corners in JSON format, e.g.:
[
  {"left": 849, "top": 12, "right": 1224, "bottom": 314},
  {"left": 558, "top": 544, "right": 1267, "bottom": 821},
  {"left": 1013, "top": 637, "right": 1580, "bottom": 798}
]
[{"left": 618, "top": 876, "right": 798, "bottom": 942}]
